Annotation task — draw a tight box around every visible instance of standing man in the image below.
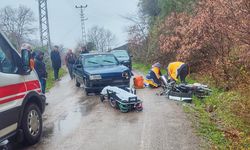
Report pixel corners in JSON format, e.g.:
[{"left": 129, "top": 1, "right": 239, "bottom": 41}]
[
  {"left": 80, "top": 46, "right": 89, "bottom": 54},
  {"left": 50, "top": 45, "right": 61, "bottom": 81},
  {"left": 34, "top": 51, "right": 47, "bottom": 94},
  {"left": 65, "top": 49, "right": 76, "bottom": 79}
]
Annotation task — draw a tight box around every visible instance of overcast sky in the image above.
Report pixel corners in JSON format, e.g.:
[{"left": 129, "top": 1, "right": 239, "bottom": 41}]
[{"left": 0, "top": 0, "right": 138, "bottom": 48}]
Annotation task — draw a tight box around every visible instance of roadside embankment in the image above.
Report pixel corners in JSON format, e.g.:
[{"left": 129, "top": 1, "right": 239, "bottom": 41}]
[{"left": 133, "top": 62, "right": 250, "bottom": 149}]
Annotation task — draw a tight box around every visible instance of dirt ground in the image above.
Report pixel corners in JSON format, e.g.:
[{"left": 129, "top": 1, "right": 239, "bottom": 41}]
[{"left": 18, "top": 73, "right": 200, "bottom": 150}]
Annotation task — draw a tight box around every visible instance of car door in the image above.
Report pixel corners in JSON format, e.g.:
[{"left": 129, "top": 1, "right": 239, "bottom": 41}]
[
  {"left": 0, "top": 32, "right": 25, "bottom": 138},
  {"left": 74, "top": 57, "right": 84, "bottom": 84}
]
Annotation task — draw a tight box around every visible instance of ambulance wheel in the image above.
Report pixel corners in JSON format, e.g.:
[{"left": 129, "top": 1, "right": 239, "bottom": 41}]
[
  {"left": 21, "top": 103, "right": 42, "bottom": 145},
  {"left": 109, "top": 98, "right": 117, "bottom": 109}
]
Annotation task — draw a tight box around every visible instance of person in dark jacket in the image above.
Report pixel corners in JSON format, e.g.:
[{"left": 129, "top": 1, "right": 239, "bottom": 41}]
[
  {"left": 65, "top": 49, "right": 76, "bottom": 79},
  {"left": 50, "top": 45, "right": 61, "bottom": 81},
  {"left": 34, "top": 51, "right": 47, "bottom": 94},
  {"left": 80, "top": 46, "right": 89, "bottom": 54}
]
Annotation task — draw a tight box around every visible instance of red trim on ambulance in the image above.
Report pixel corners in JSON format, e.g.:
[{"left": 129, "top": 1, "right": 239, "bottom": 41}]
[
  {"left": 0, "top": 80, "right": 40, "bottom": 99},
  {"left": 26, "top": 80, "right": 40, "bottom": 91},
  {"left": 0, "top": 94, "right": 25, "bottom": 105},
  {"left": 0, "top": 83, "right": 26, "bottom": 98}
]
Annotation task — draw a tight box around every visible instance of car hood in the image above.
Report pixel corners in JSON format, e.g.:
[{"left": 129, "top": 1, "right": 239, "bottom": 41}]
[{"left": 84, "top": 65, "right": 129, "bottom": 75}]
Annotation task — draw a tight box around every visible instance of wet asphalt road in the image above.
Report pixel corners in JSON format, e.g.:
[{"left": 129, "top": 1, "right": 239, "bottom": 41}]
[{"left": 19, "top": 73, "right": 200, "bottom": 150}]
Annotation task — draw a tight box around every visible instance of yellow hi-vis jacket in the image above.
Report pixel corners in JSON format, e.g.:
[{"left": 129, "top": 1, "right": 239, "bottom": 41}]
[
  {"left": 168, "top": 62, "right": 185, "bottom": 81},
  {"left": 152, "top": 67, "right": 161, "bottom": 79}
]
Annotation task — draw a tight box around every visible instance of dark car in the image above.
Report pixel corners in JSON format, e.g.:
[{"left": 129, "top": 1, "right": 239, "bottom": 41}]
[
  {"left": 110, "top": 50, "right": 132, "bottom": 70},
  {"left": 73, "top": 53, "right": 131, "bottom": 95}
]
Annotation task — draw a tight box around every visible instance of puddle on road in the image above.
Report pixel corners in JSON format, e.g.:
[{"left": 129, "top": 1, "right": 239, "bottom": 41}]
[
  {"left": 57, "top": 110, "right": 82, "bottom": 136},
  {"left": 42, "top": 109, "right": 81, "bottom": 140},
  {"left": 78, "top": 96, "right": 99, "bottom": 116},
  {"left": 42, "top": 98, "right": 99, "bottom": 139}
]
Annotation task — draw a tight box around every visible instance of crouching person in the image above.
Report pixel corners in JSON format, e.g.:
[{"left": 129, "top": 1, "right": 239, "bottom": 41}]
[
  {"left": 167, "top": 61, "right": 189, "bottom": 83},
  {"left": 34, "top": 51, "right": 47, "bottom": 94},
  {"left": 144, "top": 62, "right": 162, "bottom": 88}
]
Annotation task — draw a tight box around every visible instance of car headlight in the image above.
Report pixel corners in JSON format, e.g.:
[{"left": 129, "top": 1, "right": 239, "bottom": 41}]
[
  {"left": 89, "top": 74, "right": 102, "bottom": 80},
  {"left": 122, "top": 72, "right": 129, "bottom": 79},
  {"left": 122, "top": 60, "right": 129, "bottom": 63}
]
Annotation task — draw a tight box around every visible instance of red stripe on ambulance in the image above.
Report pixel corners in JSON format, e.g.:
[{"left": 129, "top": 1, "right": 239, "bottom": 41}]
[
  {"left": 0, "top": 94, "right": 25, "bottom": 105},
  {"left": 0, "top": 80, "right": 40, "bottom": 99},
  {"left": 26, "top": 80, "right": 40, "bottom": 91},
  {"left": 0, "top": 83, "right": 26, "bottom": 98}
]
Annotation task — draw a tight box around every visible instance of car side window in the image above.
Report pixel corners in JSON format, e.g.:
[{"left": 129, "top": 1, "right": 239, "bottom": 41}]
[{"left": 0, "top": 46, "right": 17, "bottom": 74}]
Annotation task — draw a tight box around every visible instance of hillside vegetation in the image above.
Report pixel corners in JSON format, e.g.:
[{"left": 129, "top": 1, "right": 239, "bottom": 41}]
[{"left": 129, "top": 0, "right": 250, "bottom": 149}]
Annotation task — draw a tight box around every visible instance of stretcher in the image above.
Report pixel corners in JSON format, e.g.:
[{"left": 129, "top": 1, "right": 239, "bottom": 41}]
[{"left": 100, "top": 86, "right": 143, "bottom": 113}]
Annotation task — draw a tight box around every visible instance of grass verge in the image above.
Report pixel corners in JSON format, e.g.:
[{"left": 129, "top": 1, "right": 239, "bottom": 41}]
[
  {"left": 133, "top": 62, "right": 250, "bottom": 149},
  {"left": 184, "top": 89, "right": 250, "bottom": 149},
  {"left": 46, "top": 66, "right": 67, "bottom": 91},
  {"left": 133, "top": 62, "right": 167, "bottom": 75}
]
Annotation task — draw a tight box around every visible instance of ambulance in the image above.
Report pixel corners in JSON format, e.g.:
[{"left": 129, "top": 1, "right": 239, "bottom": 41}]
[{"left": 0, "top": 31, "right": 45, "bottom": 145}]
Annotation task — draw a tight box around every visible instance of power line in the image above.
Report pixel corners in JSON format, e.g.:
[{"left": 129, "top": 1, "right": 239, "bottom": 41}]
[{"left": 75, "top": 4, "right": 88, "bottom": 47}]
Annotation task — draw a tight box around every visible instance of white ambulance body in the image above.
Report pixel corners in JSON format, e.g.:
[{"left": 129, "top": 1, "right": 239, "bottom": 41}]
[{"left": 0, "top": 31, "right": 45, "bottom": 145}]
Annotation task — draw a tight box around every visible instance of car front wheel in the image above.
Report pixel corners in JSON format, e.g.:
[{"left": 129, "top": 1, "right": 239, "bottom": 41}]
[
  {"left": 21, "top": 103, "right": 42, "bottom": 145},
  {"left": 75, "top": 78, "right": 80, "bottom": 87}
]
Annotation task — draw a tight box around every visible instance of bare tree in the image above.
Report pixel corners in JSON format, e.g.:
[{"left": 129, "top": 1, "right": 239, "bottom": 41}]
[
  {"left": 122, "top": 12, "right": 149, "bottom": 42},
  {"left": 138, "top": 0, "right": 161, "bottom": 17},
  {"left": 87, "top": 26, "right": 116, "bottom": 52},
  {"left": 123, "top": 12, "right": 150, "bottom": 61},
  {"left": 0, "top": 5, "right": 36, "bottom": 49},
  {"left": 105, "top": 30, "right": 116, "bottom": 50},
  {"left": 88, "top": 26, "right": 101, "bottom": 51}
]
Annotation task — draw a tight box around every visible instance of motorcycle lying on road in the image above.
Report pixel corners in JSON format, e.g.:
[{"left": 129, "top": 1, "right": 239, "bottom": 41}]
[{"left": 159, "top": 75, "right": 212, "bottom": 102}]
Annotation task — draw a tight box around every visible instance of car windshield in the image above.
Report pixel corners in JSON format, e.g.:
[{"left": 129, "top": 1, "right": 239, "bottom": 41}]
[
  {"left": 111, "top": 50, "right": 129, "bottom": 59},
  {"left": 83, "top": 54, "right": 118, "bottom": 67}
]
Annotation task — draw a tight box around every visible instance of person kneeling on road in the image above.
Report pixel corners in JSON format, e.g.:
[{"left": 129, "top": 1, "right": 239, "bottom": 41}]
[
  {"left": 144, "top": 62, "right": 162, "bottom": 88},
  {"left": 167, "top": 61, "right": 189, "bottom": 83}
]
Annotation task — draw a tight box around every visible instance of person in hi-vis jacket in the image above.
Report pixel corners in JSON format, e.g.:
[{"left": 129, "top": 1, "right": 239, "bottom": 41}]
[{"left": 167, "top": 61, "right": 189, "bottom": 83}]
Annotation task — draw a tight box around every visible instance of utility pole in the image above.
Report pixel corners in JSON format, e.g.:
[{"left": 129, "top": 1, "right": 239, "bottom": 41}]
[
  {"left": 38, "top": 0, "right": 51, "bottom": 54},
  {"left": 75, "top": 5, "right": 88, "bottom": 47}
]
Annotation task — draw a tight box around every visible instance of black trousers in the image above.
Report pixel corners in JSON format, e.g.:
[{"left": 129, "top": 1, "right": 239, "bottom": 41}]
[
  {"left": 53, "top": 68, "right": 60, "bottom": 80},
  {"left": 67, "top": 64, "right": 74, "bottom": 79},
  {"left": 177, "top": 64, "right": 188, "bottom": 83}
]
